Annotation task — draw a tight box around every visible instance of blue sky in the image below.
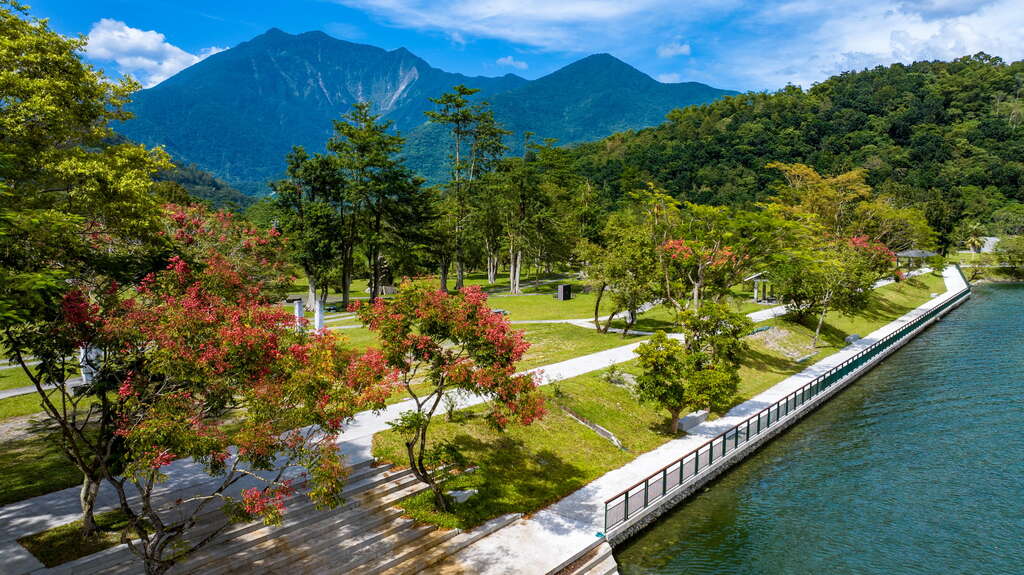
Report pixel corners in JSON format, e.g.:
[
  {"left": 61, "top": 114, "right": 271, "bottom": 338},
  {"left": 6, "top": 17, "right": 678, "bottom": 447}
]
[{"left": 30, "top": 0, "right": 1024, "bottom": 91}]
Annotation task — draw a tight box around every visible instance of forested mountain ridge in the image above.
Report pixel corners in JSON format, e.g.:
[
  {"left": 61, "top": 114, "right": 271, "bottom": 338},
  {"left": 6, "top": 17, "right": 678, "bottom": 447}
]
[
  {"left": 118, "top": 28, "right": 736, "bottom": 194},
  {"left": 570, "top": 53, "right": 1024, "bottom": 248}
]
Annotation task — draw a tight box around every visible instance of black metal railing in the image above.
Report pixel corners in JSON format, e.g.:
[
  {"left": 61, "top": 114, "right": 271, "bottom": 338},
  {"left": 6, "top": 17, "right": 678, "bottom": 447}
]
[{"left": 604, "top": 269, "right": 970, "bottom": 531}]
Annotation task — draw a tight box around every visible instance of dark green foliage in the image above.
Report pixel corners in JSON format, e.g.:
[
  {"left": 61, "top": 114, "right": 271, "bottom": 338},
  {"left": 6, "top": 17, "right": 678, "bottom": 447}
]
[
  {"left": 571, "top": 54, "right": 1024, "bottom": 248},
  {"left": 155, "top": 163, "right": 254, "bottom": 210}
]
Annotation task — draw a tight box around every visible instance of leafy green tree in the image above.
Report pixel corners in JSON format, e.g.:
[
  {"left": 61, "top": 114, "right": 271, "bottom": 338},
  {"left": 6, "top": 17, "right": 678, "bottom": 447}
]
[
  {"left": 0, "top": 1, "right": 171, "bottom": 534},
  {"left": 271, "top": 148, "right": 345, "bottom": 313},
  {"left": 634, "top": 331, "right": 689, "bottom": 433},
  {"left": 773, "top": 236, "right": 895, "bottom": 346},
  {"left": 329, "top": 102, "right": 428, "bottom": 300},
  {"left": 991, "top": 202, "right": 1024, "bottom": 236},
  {"left": 426, "top": 85, "right": 508, "bottom": 290},
  {"left": 662, "top": 203, "right": 789, "bottom": 314},
  {"left": 675, "top": 303, "right": 751, "bottom": 413},
  {"left": 996, "top": 236, "right": 1024, "bottom": 278},
  {"left": 600, "top": 215, "right": 660, "bottom": 336}
]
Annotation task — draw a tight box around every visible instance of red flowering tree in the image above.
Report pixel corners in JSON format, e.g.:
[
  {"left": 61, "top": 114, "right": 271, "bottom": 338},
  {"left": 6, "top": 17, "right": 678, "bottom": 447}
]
[
  {"left": 770, "top": 234, "right": 895, "bottom": 346},
  {"left": 100, "top": 252, "right": 389, "bottom": 574},
  {"left": 8, "top": 204, "right": 390, "bottom": 573},
  {"left": 352, "top": 283, "right": 545, "bottom": 511},
  {"left": 661, "top": 203, "right": 789, "bottom": 315}
]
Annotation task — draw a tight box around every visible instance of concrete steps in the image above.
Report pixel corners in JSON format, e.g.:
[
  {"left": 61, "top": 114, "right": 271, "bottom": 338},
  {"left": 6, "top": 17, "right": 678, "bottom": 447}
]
[{"left": 557, "top": 541, "right": 618, "bottom": 575}]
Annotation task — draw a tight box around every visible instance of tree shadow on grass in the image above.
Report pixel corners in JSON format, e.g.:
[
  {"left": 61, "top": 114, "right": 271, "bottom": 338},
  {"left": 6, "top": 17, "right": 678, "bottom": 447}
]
[{"left": 403, "top": 433, "right": 589, "bottom": 531}]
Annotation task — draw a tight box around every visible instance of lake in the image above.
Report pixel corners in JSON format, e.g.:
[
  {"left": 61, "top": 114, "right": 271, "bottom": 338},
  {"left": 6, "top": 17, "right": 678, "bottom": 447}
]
[{"left": 615, "top": 283, "right": 1024, "bottom": 575}]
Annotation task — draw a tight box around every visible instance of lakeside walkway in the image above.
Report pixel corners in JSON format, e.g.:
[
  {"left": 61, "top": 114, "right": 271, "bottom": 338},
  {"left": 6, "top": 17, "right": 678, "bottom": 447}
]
[
  {"left": 0, "top": 268, "right": 941, "bottom": 574},
  {"left": 423, "top": 266, "right": 965, "bottom": 574}
]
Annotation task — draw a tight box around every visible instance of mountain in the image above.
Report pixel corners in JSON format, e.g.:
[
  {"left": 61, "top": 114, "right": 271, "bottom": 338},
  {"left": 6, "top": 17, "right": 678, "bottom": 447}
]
[{"left": 120, "top": 28, "right": 736, "bottom": 194}]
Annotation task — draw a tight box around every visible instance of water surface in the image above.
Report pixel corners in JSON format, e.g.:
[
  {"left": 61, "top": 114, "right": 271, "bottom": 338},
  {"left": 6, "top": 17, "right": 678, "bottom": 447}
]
[{"left": 615, "top": 284, "right": 1024, "bottom": 575}]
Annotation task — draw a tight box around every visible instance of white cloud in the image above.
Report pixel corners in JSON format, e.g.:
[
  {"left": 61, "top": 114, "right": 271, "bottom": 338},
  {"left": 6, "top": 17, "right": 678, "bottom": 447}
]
[
  {"left": 657, "top": 41, "right": 691, "bottom": 58},
  {"left": 496, "top": 55, "right": 528, "bottom": 70},
  {"left": 332, "top": 0, "right": 731, "bottom": 52},
  {"left": 657, "top": 72, "right": 683, "bottom": 82},
  {"left": 86, "top": 19, "right": 225, "bottom": 87},
  {"left": 332, "top": 0, "right": 1023, "bottom": 91}
]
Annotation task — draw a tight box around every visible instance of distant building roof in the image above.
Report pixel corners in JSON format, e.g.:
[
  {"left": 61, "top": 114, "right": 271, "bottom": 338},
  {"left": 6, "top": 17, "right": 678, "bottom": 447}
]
[{"left": 895, "top": 249, "right": 938, "bottom": 258}]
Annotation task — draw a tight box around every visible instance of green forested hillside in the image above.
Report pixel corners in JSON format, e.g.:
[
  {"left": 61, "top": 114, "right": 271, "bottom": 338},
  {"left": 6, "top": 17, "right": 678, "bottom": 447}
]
[
  {"left": 156, "top": 163, "right": 255, "bottom": 210},
  {"left": 571, "top": 53, "right": 1024, "bottom": 247}
]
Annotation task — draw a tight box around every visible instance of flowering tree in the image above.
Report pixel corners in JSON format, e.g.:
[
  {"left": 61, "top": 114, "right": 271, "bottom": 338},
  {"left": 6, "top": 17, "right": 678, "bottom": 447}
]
[
  {"left": 9, "top": 204, "right": 389, "bottom": 573},
  {"left": 353, "top": 283, "right": 545, "bottom": 511},
  {"left": 101, "top": 253, "right": 388, "bottom": 574},
  {"left": 661, "top": 203, "right": 788, "bottom": 314},
  {"left": 771, "top": 235, "right": 895, "bottom": 346}
]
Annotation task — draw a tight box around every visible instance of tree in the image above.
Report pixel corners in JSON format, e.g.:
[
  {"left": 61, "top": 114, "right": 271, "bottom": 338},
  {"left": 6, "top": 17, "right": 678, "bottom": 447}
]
[
  {"left": 271, "top": 148, "right": 345, "bottom": 314},
  {"left": 634, "top": 331, "right": 689, "bottom": 433},
  {"left": 1, "top": 0, "right": 172, "bottom": 535},
  {"left": 996, "top": 236, "right": 1024, "bottom": 279},
  {"left": 675, "top": 303, "right": 751, "bottom": 413},
  {"left": 661, "top": 203, "right": 788, "bottom": 314},
  {"left": 955, "top": 220, "right": 987, "bottom": 260},
  {"left": 54, "top": 205, "right": 386, "bottom": 574},
  {"left": 329, "top": 102, "right": 428, "bottom": 301},
  {"left": 599, "top": 216, "right": 660, "bottom": 336},
  {"left": 426, "top": 85, "right": 508, "bottom": 290},
  {"left": 772, "top": 235, "right": 895, "bottom": 346},
  {"left": 352, "top": 283, "right": 545, "bottom": 511}
]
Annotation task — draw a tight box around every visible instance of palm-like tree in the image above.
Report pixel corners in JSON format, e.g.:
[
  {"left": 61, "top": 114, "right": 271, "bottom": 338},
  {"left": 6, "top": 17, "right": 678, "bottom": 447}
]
[{"left": 961, "top": 221, "right": 986, "bottom": 262}]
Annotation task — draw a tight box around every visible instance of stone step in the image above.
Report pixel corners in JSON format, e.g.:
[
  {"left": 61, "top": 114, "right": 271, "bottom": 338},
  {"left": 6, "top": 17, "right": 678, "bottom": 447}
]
[{"left": 379, "top": 513, "right": 521, "bottom": 575}]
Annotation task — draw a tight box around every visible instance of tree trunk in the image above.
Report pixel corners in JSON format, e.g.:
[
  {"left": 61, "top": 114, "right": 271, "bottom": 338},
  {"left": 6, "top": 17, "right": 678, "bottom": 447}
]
[
  {"left": 487, "top": 253, "right": 498, "bottom": 285},
  {"left": 439, "top": 259, "right": 450, "bottom": 292},
  {"left": 602, "top": 309, "right": 620, "bottom": 334},
  {"left": 455, "top": 259, "right": 465, "bottom": 290},
  {"left": 669, "top": 409, "right": 681, "bottom": 434},
  {"left": 79, "top": 476, "right": 100, "bottom": 537},
  {"left": 812, "top": 293, "right": 832, "bottom": 348},
  {"left": 306, "top": 274, "right": 317, "bottom": 312},
  {"left": 509, "top": 249, "right": 522, "bottom": 294},
  {"left": 593, "top": 282, "right": 606, "bottom": 332},
  {"left": 623, "top": 310, "right": 636, "bottom": 338},
  {"left": 341, "top": 252, "right": 353, "bottom": 309}
]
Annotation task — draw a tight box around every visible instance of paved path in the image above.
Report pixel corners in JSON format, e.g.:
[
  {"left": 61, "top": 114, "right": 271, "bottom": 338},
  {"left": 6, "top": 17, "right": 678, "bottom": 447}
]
[
  {"left": 428, "top": 266, "right": 964, "bottom": 575},
  {"left": 0, "top": 268, "right": 942, "bottom": 573}
]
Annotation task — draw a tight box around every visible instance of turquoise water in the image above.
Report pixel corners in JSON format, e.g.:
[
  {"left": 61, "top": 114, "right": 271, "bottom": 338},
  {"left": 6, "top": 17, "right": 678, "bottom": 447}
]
[{"left": 615, "top": 284, "right": 1024, "bottom": 575}]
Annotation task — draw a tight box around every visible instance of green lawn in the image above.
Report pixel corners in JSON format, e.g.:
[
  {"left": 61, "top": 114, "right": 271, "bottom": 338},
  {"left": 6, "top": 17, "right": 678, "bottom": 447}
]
[
  {"left": 488, "top": 291, "right": 613, "bottom": 322},
  {"left": 0, "top": 367, "right": 35, "bottom": 392},
  {"left": 370, "top": 365, "right": 676, "bottom": 529},
  {"left": 734, "top": 272, "right": 946, "bottom": 404},
  {"left": 19, "top": 510, "right": 139, "bottom": 568},
  {"left": 0, "top": 430, "right": 84, "bottom": 506}
]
